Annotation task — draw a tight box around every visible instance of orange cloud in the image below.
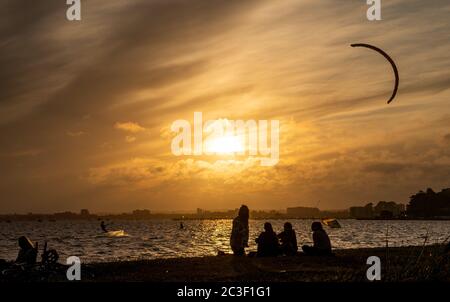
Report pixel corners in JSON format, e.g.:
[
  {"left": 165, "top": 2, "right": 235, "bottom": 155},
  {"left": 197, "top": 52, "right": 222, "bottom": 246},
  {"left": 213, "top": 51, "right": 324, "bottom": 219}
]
[{"left": 114, "top": 122, "right": 146, "bottom": 133}]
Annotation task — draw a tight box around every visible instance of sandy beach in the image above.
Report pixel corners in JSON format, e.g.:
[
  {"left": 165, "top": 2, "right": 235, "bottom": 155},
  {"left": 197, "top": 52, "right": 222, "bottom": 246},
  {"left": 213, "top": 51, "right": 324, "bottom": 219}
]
[
  {"left": 82, "top": 245, "right": 450, "bottom": 282},
  {"left": 2, "top": 245, "right": 448, "bottom": 282}
]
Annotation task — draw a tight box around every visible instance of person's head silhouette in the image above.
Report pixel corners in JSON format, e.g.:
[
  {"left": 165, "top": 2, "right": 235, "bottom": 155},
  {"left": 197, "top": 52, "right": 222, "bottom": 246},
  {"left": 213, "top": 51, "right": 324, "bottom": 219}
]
[
  {"left": 18, "top": 236, "right": 34, "bottom": 250},
  {"left": 264, "top": 222, "right": 273, "bottom": 233},
  {"left": 238, "top": 205, "right": 249, "bottom": 221},
  {"left": 284, "top": 222, "right": 293, "bottom": 231},
  {"left": 311, "top": 221, "right": 323, "bottom": 231}
]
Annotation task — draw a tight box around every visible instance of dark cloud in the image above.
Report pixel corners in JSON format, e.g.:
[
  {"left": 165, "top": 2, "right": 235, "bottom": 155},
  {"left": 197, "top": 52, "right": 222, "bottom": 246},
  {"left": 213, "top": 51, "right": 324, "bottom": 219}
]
[{"left": 0, "top": 0, "right": 262, "bottom": 148}]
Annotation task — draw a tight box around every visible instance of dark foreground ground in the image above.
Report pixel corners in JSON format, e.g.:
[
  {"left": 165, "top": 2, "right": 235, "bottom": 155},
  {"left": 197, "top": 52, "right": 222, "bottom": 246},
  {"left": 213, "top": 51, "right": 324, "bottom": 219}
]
[{"left": 2, "top": 245, "right": 450, "bottom": 282}]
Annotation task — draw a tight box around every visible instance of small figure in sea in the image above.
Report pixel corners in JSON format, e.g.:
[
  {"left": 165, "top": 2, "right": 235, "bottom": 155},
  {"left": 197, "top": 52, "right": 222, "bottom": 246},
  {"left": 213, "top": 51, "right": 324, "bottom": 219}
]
[
  {"left": 302, "top": 222, "right": 332, "bottom": 256},
  {"left": 16, "top": 236, "right": 38, "bottom": 265},
  {"left": 277, "top": 222, "right": 298, "bottom": 256},
  {"left": 256, "top": 222, "right": 280, "bottom": 257},
  {"left": 100, "top": 220, "right": 108, "bottom": 233},
  {"left": 180, "top": 222, "right": 184, "bottom": 229},
  {"left": 230, "top": 205, "right": 249, "bottom": 256}
]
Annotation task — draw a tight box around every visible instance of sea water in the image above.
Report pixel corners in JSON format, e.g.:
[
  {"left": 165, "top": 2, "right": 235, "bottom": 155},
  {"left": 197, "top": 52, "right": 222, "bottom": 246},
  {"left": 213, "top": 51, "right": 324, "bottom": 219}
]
[{"left": 0, "top": 219, "right": 449, "bottom": 263}]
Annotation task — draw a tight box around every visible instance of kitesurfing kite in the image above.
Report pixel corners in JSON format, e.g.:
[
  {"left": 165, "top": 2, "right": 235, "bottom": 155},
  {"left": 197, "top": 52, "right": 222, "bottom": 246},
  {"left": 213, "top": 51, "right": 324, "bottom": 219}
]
[{"left": 350, "top": 43, "right": 399, "bottom": 104}]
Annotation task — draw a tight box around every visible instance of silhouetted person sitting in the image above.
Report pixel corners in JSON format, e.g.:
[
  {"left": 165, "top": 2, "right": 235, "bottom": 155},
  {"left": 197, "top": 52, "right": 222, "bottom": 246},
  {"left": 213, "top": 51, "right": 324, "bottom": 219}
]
[
  {"left": 0, "top": 259, "right": 8, "bottom": 271},
  {"left": 256, "top": 222, "right": 280, "bottom": 257},
  {"left": 302, "top": 222, "right": 332, "bottom": 256},
  {"left": 16, "top": 236, "right": 38, "bottom": 265},
  {"left": 230, "top": 205, "right": 249, "bottom": 256},
  {"left": 278, "top": 222, "right": 298, "bottom": 256},
  {"left": 100, "top": 221, "right": 108, "bottom": 233}
]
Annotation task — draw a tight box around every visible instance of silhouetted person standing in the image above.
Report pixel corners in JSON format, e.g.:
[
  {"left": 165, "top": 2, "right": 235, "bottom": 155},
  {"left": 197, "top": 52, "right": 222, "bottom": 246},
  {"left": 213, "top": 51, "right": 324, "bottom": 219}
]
[
  {"left": 302, "top": 222, "right": 332, "bottom": 256},
  {"left": 230, "top": 205, "right": 249, "bottom": 256},
  {"left": 278, "top": 222, "right": 298, "bottom": 256},
  {"left": 256, "top": 222, "right": 280, "bottom": 257}
]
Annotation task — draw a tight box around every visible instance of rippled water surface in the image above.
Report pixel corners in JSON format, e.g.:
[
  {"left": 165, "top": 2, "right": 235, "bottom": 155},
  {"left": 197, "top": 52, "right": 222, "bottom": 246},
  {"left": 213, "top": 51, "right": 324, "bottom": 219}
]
[{"left": 1, "top": 219, "right": 449, "bottom": 263}]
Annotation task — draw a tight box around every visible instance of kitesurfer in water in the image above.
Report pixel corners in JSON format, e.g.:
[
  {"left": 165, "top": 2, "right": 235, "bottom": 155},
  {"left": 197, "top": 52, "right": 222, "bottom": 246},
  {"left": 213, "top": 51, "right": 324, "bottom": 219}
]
[{"left": 100, "top": 221, "right": 108, "bottom": 233}]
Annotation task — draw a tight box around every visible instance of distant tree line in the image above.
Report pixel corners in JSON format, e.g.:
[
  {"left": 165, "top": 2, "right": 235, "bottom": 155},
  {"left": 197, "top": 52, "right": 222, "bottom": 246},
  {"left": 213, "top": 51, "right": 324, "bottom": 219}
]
[{"left": 407, "top": 188, "right": 450, "bottom": 218}]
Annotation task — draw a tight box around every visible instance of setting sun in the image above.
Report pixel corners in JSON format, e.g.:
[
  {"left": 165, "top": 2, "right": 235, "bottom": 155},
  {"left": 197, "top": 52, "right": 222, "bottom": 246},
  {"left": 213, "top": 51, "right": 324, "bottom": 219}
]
[{"left": 204, "top": 135, "right": 244, "bottom": 155}]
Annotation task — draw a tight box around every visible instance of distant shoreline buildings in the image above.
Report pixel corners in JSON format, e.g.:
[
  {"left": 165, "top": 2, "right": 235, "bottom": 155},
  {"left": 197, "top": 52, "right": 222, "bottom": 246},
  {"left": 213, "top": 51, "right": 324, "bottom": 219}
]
[
  {"left": 349, "top": 201, "right": 406, "bottom": 219},
  {"left": 1, "top": 187, "right": 449, "bottom": 221}
]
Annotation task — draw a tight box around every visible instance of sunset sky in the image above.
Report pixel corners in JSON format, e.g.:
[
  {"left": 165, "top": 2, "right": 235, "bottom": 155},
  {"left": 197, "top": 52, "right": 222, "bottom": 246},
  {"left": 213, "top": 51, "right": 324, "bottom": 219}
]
[{"left": 1, "top": 0, "right": 449, "bottom": 213}]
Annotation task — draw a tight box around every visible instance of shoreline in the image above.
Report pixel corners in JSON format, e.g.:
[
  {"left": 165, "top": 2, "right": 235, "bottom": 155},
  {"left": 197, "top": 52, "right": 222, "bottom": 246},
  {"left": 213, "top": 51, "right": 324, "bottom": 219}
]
[
  {"left": 3, "top": 245, "right": 448, "bottom": 282},
  {"left": 80, "top": 245, "right": 450, "bottom": 282},
  {"left": 85, "top": 244, "right": 450, "bottom": 282},
  {"left": 84, "top": 245, "right": 450, "bottom": 282},
  {"left": 2, "top": 218, "right": 450, "bottom": 222}
]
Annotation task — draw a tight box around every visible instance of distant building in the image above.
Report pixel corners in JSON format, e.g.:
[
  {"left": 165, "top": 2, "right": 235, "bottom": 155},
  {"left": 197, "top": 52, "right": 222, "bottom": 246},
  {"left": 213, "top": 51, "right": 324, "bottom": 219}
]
[
  {"left": 320, "top": 210, "right": 350, "bottom": 219},
  {"left": 132, "top": 209, "right": 151, "bottom": 218},
  {"left": 80, "top": 209, "right": 90, "bottom": 216},
  {"left": 286, "top": 207, "right": 320, "bottom": 218},
  {"left": 54, "top": 211, "right": 78, "bottom": 219},
  {"left": 251, "top": 210, "right": 284, "bottom": 219},
  {"left": 350, "top": 201, "right": 405, "bottom": 219},
  {"left": 373, "top": 201, "right": 404, "bottom": 217},
  {"left": 350, "top": 203, "right": 374, "bottom": 219}
]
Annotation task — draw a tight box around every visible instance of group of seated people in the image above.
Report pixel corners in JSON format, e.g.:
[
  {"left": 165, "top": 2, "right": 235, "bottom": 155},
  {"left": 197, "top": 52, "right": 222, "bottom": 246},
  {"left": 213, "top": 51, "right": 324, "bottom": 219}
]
[
  {"left": 255, "top": 221, "right": 332, "bottom": 257},
  {"left": 230, "top": 205, "right": 333, "bottom": 257}
]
